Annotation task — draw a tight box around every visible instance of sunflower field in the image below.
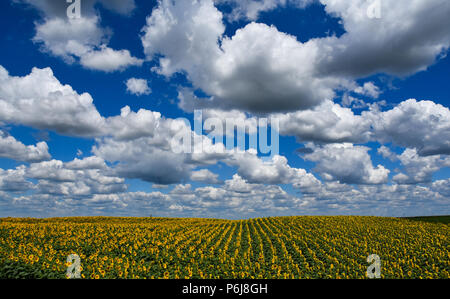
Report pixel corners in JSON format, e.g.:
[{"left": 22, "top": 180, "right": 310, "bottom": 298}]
[{"left": 0, "top": 216, "right": 448, "bottom": 279}]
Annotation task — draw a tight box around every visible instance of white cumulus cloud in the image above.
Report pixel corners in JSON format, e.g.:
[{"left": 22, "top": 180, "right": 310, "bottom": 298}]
[{"left": 125, "top": 78, "right": 151, "bottom": 96}]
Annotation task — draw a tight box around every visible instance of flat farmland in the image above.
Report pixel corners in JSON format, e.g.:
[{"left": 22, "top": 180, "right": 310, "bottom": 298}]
[{"left": 0, "top": 216, "right": 448, "bottom": 279}]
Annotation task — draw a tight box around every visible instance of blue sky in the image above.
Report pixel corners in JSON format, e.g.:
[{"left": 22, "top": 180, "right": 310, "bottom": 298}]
[{"left": 0, "top": 0, "right": 449, "bottom": 219}]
